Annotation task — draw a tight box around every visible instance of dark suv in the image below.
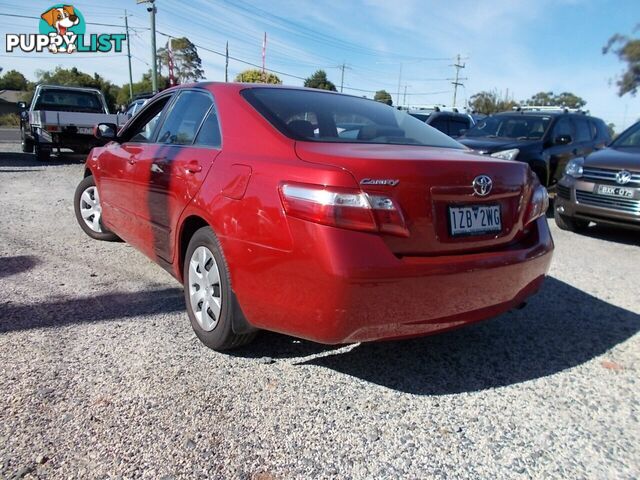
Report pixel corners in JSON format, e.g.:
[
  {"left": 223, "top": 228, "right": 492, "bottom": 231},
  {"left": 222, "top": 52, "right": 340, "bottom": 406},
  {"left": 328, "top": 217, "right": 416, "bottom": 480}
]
[
  {"left": 458, "top": 110, "right": 611, "bottom": 187},
  {"left": 409, "top": 110, "right": 474, "bottom": 139}
]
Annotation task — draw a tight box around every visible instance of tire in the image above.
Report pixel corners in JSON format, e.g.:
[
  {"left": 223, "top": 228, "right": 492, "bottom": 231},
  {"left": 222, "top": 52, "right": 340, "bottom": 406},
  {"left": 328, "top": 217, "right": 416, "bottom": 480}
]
[
  {"left": 34, "top": 142, "right": 50, "bottom": 162},
  {"left": 21, "top": 129, "right": 33, "bottom": 153},
  {"left": 183, "top": 227, "right": 256, "bottom": 351},
  {"left": 554, "top": 209, "right": 589, "bottom": 232},
  {"left": 73, "top": 175, "right": 119, "bottom": 241}
]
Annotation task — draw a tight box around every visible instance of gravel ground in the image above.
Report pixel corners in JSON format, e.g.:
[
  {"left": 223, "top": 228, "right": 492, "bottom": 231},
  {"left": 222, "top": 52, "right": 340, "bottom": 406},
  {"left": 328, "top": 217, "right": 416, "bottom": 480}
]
[{"left": 1, "top": 143, "right": 638, "bottom": 479}]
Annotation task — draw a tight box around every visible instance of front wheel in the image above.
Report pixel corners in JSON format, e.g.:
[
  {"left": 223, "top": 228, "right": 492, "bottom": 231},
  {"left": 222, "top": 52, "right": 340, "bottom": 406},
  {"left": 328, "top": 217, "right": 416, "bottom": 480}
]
[
  {"left": 554, "top": 209, "right": 589, "bottom": 232},
  {"left": 183, "top": 227, "right": 256, "bottom": 351},
  {"left": 34, "top": 142, "right": 50, "bottom": 162},
  {"left": 74, "top": 175, "right": 119, "bottom": 241}
]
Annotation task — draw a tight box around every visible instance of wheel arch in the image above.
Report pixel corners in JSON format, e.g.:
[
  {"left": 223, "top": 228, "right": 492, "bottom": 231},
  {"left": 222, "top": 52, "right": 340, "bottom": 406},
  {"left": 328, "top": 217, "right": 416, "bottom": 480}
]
[{"left": 177, "top": 215, "right": 211, "bottom": 282}]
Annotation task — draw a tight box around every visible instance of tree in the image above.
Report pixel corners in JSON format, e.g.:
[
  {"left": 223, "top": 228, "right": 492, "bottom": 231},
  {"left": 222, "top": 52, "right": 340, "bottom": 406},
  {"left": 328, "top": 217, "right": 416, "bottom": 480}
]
[
  {"left": 603, "top": 25, "right": 640, "bottom": 96},
  {"left": 0, "top": 70, "right": 29, "bottom": 90},
  {"left": 30, "top": 67, "right": 121, "bottom": 112},
  {"left": 303, "top": 70, "right": 337, "bottom": 91},
  {"left": 157, "top": 37, "right": 205, "bottom": 84},
  {"left": 468, "top": 90, "right": 517, "bottom": 115},
  {"left": 526, "top": 91, "right": 586, "bottom": 108},
  {"left": 234, "top": 69, "right": 282, "bottom": 84},
  {"left": 117, "top": 71, "right": 170, "bottom": 106},
  {"left": 373, "top": 90, "right": 393, "bottom": 105}
]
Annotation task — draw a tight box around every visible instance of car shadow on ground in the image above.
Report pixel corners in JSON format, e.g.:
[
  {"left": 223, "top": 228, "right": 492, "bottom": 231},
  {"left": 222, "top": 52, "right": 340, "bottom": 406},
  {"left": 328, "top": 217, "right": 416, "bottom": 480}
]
[
  {"left": 577, "top": 225, "right": 640, "bottom": 247},
  {"left": 0, "top": 255, "right": 39, "bottom": 279},
  {"left": 235, "top": 276, "right": 639, "bottom": 395},
  {"left": 0, "top": 151, "right": 85, "bottom": 168},
  {"left": 0, "top": 288, "right": 184, "bottom": 333}
]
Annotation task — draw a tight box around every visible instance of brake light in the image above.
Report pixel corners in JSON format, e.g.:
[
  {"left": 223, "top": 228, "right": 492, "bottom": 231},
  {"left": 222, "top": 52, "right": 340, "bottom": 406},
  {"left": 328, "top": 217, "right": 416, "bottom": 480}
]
[
  {"left": 279, "top": 182, "right": 409, "bottom": 237},
  {"left": 45, "top": 125, "right": 60, "bottom": 132},
  {"left": 525, "top": 183, "right": 549, "bottom": 225}
]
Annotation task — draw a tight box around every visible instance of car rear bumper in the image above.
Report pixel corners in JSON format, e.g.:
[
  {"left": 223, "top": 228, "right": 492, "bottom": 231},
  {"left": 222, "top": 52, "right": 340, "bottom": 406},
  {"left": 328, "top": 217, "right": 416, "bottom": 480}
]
[
  {"left": 227, "top": 216, "right": 554, "bottom": 344},
  {"left": 555, "top": 178, "right": 640, "bottom": 231}
]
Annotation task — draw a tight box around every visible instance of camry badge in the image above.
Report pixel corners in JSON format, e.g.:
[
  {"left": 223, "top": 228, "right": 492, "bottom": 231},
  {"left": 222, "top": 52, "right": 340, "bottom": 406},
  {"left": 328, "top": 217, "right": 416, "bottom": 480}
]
[
  {"left": 472, "top": 175, "right": 493, "bottom": 196},
  {"left": 360, "top": 178, "right": 399, "bottom": 186},
  {"left": 616, "top": 170, "right": 632, "bottom": 185}
]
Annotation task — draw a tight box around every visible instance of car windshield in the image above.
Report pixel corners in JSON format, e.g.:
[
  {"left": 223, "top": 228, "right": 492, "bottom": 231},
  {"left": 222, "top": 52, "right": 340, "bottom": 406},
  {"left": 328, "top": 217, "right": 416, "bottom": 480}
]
[
  {"left": 34, "top": 89, "right": 105, "bottom": 114},
  {"left": 611, "top": 121, "right": 640, "bottom": 148},
  {"left": 242, "top": 88, "right": 463, "bottom": 149},
  {"left": 464, "top": 115, "right": 550, "bottom": 140}
]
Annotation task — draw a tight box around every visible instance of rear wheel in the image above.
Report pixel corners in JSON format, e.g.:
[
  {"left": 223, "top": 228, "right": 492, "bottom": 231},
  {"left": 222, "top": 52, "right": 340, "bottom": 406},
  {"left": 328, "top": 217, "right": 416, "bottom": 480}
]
[
  {"left": 554, "top": 209, "right": 589, "bottom": 232},
  {"left": 74, "top": 175, "right": 119, "bottom": 241},
  {"left": 183, "top": 227, "right": 256, "bottom": 351}
]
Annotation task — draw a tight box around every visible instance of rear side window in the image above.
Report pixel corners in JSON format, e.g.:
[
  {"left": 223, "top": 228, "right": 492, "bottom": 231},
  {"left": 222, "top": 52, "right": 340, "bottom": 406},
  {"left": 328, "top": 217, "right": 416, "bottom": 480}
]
[
  {"left": 429, "top": 117, "right": 448, "bottom": 134},
  {"left": 156, "top": 91, "right": 213, "bottom": 145},
  {"left": 195, "top": 105, "right": 222, "bottom": 148},
  {"left": 241, "top": 88, "right": 463, "bottom": 149},
  {"left": 574, "top": 118, "right": 592, "bottom": 143}
]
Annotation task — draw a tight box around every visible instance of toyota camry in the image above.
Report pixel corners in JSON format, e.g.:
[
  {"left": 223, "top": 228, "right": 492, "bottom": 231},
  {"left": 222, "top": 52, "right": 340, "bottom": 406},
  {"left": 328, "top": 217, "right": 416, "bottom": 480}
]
[{"left": 74, "top": 83, "right": 553, "bottom": 350}]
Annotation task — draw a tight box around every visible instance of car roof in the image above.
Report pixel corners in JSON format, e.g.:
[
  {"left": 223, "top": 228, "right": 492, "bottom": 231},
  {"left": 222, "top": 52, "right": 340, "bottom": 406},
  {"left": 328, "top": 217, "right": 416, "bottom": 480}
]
[
  {"left": 37, "top": 84, "right": 102, "bottom": 94},
  {"left": 493, "top": 110, "right": 599, "bottom": 121}
]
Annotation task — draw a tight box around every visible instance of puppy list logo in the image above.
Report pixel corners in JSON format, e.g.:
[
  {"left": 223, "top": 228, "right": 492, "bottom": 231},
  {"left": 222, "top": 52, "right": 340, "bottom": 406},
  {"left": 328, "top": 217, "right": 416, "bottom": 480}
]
[{"left": 6, "top": 4, "right": 126, "bottom": 54}]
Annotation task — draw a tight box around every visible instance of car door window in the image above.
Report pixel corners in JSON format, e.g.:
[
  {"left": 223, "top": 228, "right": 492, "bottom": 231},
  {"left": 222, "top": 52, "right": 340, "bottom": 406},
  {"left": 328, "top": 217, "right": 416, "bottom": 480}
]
[
  {"left": 552, "top": 117, "right": 573, "bottom": 140},
  {"left": 574, "top": 118, "right": 591, "bottom": 143},
  {"left": 194, "top": 104, "right": 222, "bottom": 148},
  {"left": 156, "top": 91, "right": 213, "bottom": 145},
  {"left": 123, "top": 96, "right": 172, "bottom": 143}
]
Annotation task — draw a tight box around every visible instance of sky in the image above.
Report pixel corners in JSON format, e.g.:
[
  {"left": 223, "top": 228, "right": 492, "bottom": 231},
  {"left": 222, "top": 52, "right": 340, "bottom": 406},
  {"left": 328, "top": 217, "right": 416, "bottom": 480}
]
[{"left": 1, "top": 0, "right": 638, "bottom": 130}]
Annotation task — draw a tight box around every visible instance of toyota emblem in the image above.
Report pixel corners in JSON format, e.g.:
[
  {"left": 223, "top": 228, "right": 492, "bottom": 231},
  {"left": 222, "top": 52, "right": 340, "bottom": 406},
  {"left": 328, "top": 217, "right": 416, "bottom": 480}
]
[
  {"left": 616, "top": 170, "right": 632, "bottom": 185},
  {"left": 472, "top": 175, "right": 493, "bottom": 196}
]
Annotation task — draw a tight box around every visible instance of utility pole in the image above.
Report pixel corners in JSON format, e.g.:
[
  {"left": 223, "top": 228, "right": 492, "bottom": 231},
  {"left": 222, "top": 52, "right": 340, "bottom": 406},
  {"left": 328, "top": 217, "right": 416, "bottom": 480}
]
[
  {"left": 337, "top": 62, "right": 351, "bottom": 93},
  {"left": 262, "top": 32, "right": 267, "bottom": 81},
  {"left": 225, "top": 41, "right": 229, "bottom": 82},
  {"left": 403, "top": 84, "right": 410, "bottom": 107},
  {"left": 449, "top": 54, "right": 467, "bottom": 108},
  {"left": 396, "top": 63, "right": 402, "bottom": 106},
  {"left": 124, "top": 10, "right": 133, "bottom": 101},
  {"left": 137, "top": 1, "right": 158, "bottom": 92}
]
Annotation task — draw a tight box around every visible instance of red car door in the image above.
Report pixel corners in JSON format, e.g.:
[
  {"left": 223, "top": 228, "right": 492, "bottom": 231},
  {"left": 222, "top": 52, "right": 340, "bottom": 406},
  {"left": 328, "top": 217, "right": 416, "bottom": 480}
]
[
  {"left": 132, "top": 90, "right": 222, "bottom": 263},
  {"left": 97, "top": 94, "right": 173, "bottom": 243}
]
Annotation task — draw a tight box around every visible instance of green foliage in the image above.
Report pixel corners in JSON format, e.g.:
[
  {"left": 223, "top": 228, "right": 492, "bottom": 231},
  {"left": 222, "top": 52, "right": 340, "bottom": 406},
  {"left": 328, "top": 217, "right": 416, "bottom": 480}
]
[
  {"left": 526, "top": 91, "right": 586, "bottom": 108},
  {"left": 303, "top": 70, "right": 337, "bottom": 91},
  {"left": 31, "top": 67, "right": 121, "bottom": 112},
  {"left": 469, "top": 90, "right": 517, "bottom": 115},
  {"left": 117, "top": 71, "right": 170, "bottom": 106},
  {"left": 373, "top": 90, "right": 393, "bottom": 106},
  {"left": 603, "top": 26, "right": 640, "bottom": 96},
  {"left": 0, "top": 70, "right": 29, "bottom": 91},
  {"left": 234, "top": 69, "right": 282, "bottom": 84},
  {"left": 157, "top": 37, "right": 205, "bottom": 84},
  {"left": 0, "top": 113, "right": 20, "bottom": 127}
]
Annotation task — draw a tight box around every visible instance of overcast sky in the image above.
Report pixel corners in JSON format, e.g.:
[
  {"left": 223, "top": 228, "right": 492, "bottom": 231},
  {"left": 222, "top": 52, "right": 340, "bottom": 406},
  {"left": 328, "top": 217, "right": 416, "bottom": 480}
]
[{"left": 1, "top": 0, "right": 638, "bottom": 129}]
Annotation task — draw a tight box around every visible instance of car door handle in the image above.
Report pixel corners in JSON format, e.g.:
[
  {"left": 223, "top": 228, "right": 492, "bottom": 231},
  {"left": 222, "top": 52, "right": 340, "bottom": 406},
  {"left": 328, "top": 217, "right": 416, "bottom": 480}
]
[{"left": 185, "top": 161, "right": 202, "bottom": 174}]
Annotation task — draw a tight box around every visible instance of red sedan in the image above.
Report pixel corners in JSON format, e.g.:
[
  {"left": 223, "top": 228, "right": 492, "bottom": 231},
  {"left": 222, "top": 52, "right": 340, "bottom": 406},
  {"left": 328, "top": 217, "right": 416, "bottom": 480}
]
[{"left": 74, "top": 83, "right": 553, "bottom": 350}]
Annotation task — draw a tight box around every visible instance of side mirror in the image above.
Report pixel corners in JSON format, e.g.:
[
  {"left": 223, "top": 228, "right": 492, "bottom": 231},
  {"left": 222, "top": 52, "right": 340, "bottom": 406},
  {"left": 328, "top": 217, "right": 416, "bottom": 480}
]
[
  {"left": 554, "top": 134, "right": 572, "bottom": 145},
  {"left": 17, "top": 102, "right": 27, "bottom": 111},
  {"left": 94, "top": 123, "right": 118, "bottom": 143}
]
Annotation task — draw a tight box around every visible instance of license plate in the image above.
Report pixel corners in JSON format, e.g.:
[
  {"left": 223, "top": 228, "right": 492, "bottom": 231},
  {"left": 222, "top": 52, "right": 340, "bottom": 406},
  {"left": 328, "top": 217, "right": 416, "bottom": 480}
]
[
  {"left": 78, "top": 127, "right": 93, "bottom": 135},
  {"left": 596, "top": 185, "right": 633, "bottom": 198},
  {"left": 449, "top": 205, "right": 502, "bottom": 236}
]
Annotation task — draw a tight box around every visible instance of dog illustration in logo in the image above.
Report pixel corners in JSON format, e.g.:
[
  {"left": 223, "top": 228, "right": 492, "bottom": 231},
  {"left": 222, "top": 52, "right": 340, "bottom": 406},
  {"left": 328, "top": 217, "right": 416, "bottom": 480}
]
[{"left": 41, "top": 5, "right": 79, "bottom": 53}]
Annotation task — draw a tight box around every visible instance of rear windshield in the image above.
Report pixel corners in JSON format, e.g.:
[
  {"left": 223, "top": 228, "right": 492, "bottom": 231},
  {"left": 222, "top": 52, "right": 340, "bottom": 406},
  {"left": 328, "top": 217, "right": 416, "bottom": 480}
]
[
  {"left": 465, "top": 114, "right": 550, "bottom": 140},
  {"left": 242, "top": 88, "right": 463, "bottom": 149},
  {"left": 35, "top": 89, "right": 105, "bottom": 113}
]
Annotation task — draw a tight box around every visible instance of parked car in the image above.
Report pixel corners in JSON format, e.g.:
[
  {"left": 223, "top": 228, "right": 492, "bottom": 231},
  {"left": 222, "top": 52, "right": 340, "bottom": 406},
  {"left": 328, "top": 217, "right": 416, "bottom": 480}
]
[
  {"left": 554, "top": 120, "right": 640, "bottom": 232},
  {"left": 124, "top": 93, "right": 154, "bottom": 118},
  {"left": 458, "top": 109, "right": 611, "bottom": 187},
  {"left": 19, "top": 85, "right": 125, "bottom": 161},
  {"left": 74, "top": 84, "right": 553, "bottom": 351},
  {"left": 409, "top": 109, "right": 475, "bottom": 138}
]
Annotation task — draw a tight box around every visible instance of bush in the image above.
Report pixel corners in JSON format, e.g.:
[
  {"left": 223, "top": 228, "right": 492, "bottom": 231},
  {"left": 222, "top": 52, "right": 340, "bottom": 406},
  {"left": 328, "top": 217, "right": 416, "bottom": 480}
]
[{"left": 0, "top": 113, "right": 20, "bottom": 127}]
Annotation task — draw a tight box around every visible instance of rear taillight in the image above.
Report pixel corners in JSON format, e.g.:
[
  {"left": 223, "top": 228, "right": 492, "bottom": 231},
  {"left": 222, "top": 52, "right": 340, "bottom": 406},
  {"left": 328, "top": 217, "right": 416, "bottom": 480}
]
[
  {"left": 279, "top": 182, "right": 409, "bottom": 237},
  {"left": 525, "top": 183, "right": 549, "bottom": 225}
]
